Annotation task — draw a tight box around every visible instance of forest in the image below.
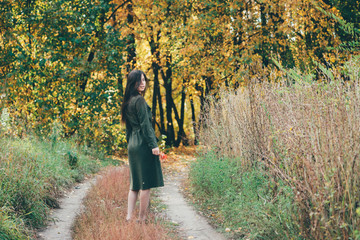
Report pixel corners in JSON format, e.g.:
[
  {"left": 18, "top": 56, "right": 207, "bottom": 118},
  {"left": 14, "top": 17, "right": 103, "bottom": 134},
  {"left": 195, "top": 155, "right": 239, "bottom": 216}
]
[
  {"left": 1, "top": 0, "right": 360, "bottom": 239},
  {"left": 1, "top": 0, "right": 359, "bottom": 152}
]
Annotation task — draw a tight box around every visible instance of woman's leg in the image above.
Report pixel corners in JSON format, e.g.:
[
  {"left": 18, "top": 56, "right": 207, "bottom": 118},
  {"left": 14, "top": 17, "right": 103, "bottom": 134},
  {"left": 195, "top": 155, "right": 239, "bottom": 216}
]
[
  {"left": 139, "top": 189, "right": 151, "bottom": 221},
  {"left": 127, "top": 190, "right": 139, "bottom": 221}
]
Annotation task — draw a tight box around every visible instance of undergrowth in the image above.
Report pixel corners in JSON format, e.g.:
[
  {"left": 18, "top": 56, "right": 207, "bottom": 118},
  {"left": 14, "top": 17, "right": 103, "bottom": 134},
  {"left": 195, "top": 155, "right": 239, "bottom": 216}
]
[
  {"left": 189, "top": 151, "right": 299, "bottom": 239},
  {"left": 0, "top": 136, "right": 107, "bottom": 239},
  {"left": 191, "top": 57, "right": 360, "bottom": 239}
]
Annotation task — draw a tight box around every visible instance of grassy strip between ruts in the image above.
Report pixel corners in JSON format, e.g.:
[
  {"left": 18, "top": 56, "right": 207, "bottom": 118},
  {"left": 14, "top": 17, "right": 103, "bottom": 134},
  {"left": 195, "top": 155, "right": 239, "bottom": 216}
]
[
  {"left": 72, "top": 166, "right": 180, "bottom": 240},
  {"left": 0, "top": 136, "right": 113, "bottom": 240}
]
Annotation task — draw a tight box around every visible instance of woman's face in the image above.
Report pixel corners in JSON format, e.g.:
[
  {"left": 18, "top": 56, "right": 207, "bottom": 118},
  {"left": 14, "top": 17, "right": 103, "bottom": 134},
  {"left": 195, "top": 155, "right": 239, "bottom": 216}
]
[{"left": 137, "top": 74, "right": 146, "bottom": 93}]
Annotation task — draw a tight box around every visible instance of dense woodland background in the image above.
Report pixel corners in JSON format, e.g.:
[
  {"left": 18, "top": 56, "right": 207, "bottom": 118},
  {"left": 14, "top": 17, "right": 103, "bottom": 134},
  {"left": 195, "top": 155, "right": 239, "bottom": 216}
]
[
  {"left": 0, "top": 0, "right": 359, "bottom": 152},
  {"left": 1, "top": 1, "right": 360, "bottom": 239}
]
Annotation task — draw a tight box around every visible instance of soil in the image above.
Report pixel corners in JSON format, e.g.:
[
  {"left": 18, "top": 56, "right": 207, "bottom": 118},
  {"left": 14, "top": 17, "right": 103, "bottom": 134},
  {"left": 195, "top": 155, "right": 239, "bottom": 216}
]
[{"left": 159, "top": 172, "right": 226, "bottom": 240}]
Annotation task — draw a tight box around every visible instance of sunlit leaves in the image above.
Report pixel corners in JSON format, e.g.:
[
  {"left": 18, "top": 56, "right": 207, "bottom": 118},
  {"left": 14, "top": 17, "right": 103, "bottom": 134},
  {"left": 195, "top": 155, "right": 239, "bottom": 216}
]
[
  {"left": 1, "top": 0, "right": 357, "bottom": 150},
  {"left": 1, "top": 0, "right": 127, "bottom": 153}
]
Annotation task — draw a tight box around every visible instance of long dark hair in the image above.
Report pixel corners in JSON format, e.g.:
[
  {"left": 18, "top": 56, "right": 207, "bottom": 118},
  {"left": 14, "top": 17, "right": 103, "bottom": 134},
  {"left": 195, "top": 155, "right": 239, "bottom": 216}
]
[{"left": 121, "top": 69, "right": 148, "bottom": 123}]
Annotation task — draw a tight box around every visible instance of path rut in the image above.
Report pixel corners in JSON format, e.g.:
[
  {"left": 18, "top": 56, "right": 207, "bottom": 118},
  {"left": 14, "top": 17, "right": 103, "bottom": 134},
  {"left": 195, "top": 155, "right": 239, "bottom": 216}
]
[
  {"left": 38, "top": 164, "right": 226, "bottom": 240},
  {"left": 159, "top": 173, "right": 226, "bottom": 240},
  {"left": 37, "top": 177, "right": 97, "bottom": 240}
]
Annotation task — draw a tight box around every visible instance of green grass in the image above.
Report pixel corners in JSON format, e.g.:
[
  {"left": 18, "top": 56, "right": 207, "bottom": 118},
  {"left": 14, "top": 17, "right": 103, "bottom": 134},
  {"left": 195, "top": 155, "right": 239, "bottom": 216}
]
[
  {"left": 189, "top": 151, "right": 300, "bottom": 239},
  {"left": 0, "top": 136, "right": 112, "bottom": 239}
]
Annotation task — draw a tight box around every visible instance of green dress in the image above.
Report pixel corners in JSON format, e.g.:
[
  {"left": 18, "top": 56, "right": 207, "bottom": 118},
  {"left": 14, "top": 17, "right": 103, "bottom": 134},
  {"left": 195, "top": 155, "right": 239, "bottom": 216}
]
[{"left": 125, "top": 95, "right": 164, "bottom": 190}]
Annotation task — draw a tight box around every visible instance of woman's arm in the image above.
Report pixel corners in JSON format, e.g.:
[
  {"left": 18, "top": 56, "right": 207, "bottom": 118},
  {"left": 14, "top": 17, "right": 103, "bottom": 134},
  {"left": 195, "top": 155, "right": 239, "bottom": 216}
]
[{"left": 135, "top": 96, "right": 158, "bottom": 151}]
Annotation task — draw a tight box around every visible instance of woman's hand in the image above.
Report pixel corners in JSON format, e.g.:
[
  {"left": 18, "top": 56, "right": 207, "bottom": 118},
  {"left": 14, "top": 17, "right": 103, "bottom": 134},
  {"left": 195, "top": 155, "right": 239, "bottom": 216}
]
[{"left": 152, "top": 147, "right": 160, "bottom": 155}]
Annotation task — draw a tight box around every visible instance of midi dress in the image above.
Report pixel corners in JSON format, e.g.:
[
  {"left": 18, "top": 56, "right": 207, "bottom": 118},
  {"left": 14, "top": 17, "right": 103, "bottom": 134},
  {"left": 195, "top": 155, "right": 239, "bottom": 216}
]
[{"left": 125, "top": 95, "right": 164, "bottom": 191}]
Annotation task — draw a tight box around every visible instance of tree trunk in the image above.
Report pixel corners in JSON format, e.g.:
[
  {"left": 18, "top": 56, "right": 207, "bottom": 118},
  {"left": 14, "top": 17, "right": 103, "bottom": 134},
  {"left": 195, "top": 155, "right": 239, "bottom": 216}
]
[
  {"left": 109, "top": 4, "right": 125, "bottom": 97},
  {"left": 151, "top": 64, "right": 158, "bottom": 129},
  {"left": 232, "top": 6, "right": 244, "bottom": 84},
  {"left": 71, "top": 12, "right": 104, "bottom": 136},
  {"left": 161, "top": 55, "right": 175, "bottom": 146},
  {"left": 190, "top": 94, "right": 198, "bottom": 145},
  {"left": 125, "top": 2, "right": 136, "bottom": 73},
  {"left": 157, "top": 82, "right": 165, "bottom": 134},
  {"left": 175, "top": 79, "right": 187, "bottom": 146},
  {"left": 259, "top": 3, "right": 269, "bottom": 67},
  {"left": 149, "top": 31, "right": 165, "bottom": 134},
  {"left": 117, "top": 75, "right": 123, "bottom": 97},
  {"left": 196, "top": 75, "right": 213, "bottom": 142}
]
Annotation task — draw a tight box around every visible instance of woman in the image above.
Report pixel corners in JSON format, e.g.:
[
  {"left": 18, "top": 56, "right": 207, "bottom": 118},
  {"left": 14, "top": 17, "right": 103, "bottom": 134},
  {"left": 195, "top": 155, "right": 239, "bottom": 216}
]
[{"left": 121, "top": 69, "right": 164, "bottom": 222}]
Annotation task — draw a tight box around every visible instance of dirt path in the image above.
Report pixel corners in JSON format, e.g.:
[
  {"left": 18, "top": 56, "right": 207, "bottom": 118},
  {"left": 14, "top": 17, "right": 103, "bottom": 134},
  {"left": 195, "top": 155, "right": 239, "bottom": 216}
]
[
  {"left": 37, "top": 177, "right": 97, "bottom": 240},
  {"left": 38, "top": 150, "right": 226, "bottom": 240},
  {"left": 159, "top": 173, "right": 226, "bottom": 240}
]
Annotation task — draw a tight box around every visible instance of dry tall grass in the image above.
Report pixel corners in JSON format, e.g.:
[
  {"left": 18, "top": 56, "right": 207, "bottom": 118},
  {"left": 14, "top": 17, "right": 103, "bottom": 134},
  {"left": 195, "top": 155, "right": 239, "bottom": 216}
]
[
  {"left": 72, "top": 167, "right": 177, "bottom": 240},
  {"left": 200, "top": 66, "right": 360, "bottom": 239}
]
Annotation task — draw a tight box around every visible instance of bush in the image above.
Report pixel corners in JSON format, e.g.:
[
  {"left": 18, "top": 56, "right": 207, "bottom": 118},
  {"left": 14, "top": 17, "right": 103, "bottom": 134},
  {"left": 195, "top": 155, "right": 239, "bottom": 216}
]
[
  {"left": 190, "top": 151, "right": 299, "bottom": 239},
  {"left": 0, "top": 207, "right": 29, "bottom": 240},
  {"left": 0, "top": 136, "right": 101, "bottom": 238}
]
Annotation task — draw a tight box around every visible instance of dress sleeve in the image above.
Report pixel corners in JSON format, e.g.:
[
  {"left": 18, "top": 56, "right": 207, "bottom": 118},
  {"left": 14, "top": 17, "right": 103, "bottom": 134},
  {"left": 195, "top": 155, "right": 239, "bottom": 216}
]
[{"left": 135, "top": 96, "right": 158, "bottom": 149}]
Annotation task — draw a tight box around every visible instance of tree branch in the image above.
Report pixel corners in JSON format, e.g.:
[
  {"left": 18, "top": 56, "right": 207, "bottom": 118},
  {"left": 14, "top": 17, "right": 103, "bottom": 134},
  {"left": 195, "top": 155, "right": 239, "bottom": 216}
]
[{"left": 105, "top": 0, "right": 131, "bottom": 24}]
